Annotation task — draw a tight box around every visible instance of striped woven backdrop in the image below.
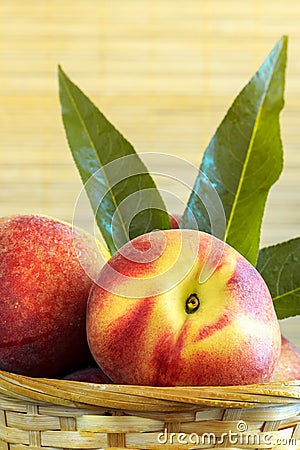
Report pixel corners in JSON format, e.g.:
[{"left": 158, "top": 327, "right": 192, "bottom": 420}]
[{"left": 0, "top": 0, "right": 299, "bottom": 344}]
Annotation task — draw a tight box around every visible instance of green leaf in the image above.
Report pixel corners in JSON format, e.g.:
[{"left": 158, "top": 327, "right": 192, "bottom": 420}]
[
  {"left": 58, "top": 66, "right": 170, "bottom": 254},
  {"left": 180, "top": 36, "right": 287, "bottom": 265},
  {"left": 257, "top": 238, "right": 300, "bottom": 319}
]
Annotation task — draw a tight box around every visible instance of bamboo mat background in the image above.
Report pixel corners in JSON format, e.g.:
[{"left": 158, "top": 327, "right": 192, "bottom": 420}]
[{"left": 0, "top": 1, "right": 299, "bottom": 345}]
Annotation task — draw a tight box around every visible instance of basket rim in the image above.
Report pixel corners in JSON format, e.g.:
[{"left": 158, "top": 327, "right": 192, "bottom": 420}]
[{"left": 1, "top": 370, "right": 300, "bottom": 411}]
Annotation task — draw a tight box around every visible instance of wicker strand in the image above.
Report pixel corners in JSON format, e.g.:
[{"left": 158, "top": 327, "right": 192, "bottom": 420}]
[
  {"left": 0, "top": 409, "right": 9, "bottom": 450},
  {"left": 0, "top": 370, "right": 300, "bottom": 449}
]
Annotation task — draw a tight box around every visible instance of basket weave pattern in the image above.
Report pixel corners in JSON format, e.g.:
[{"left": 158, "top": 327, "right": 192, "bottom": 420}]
[{"left": 0, "top": 370, "right": 300, "bottom": 449}]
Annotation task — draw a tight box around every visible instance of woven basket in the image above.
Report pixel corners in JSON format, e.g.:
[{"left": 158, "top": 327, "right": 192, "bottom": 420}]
[{"left": 0, "top": 370, "right": 300, "bottom": 449}]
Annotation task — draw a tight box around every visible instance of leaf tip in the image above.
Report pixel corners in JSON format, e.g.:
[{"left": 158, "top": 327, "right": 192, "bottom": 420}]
[
  {"left": 57, "top": 64, "right": 66, "bottom": 80},
  {"left": 277, "top": 35, "right": 288, "bottom": 53}
]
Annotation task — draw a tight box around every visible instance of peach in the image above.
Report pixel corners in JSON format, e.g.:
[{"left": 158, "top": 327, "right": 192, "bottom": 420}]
[
  {"left": 0, "top": 214, "right": 105, "bottom": 377},
  {"left": 63, "top": 367, "right": 112, "bottom": 383},
  {"left": 169, "top": 214, "right": 181, "bottom": 229},
  {"left": 87, "top": 229, "right": 281, "bottom": 386},
  {"left": 273, "top": 335, "right": 300, "bottom": 381}
]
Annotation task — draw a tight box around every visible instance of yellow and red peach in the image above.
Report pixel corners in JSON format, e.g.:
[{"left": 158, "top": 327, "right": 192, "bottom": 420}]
[
  {"left": 273, "top": 335, "right": 300, "bottom": 381},
  {"left": 87, "top": 229, "right": 281, "bottom": 386},
  {"left": 0, "top": 214, "right": 105, "bottom": 377}
]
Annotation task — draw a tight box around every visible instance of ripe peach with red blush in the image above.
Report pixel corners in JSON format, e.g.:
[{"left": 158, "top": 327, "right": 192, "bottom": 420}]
[
  {"left": 273, "top": 335, "right": 300, "bottom": 381},
  {"left": 87, "top": 229, "right": 281, "bottom": 386},
  {"left": 0, "top": 214, "right": 105, "bottom": 377}
]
